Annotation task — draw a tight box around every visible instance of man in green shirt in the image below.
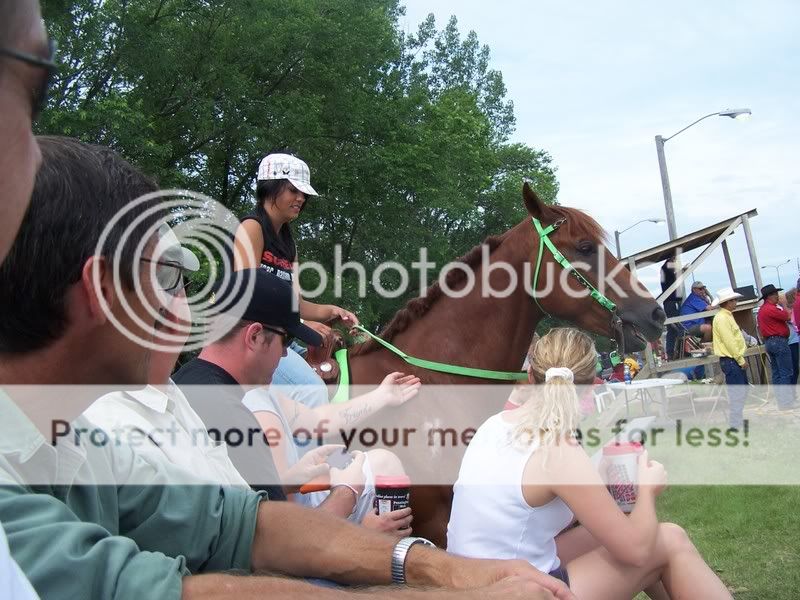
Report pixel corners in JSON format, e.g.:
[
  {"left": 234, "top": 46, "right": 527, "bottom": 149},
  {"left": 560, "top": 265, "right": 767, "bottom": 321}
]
[{"left": 0, "top": 135, "right": 569, "bottom": 600}]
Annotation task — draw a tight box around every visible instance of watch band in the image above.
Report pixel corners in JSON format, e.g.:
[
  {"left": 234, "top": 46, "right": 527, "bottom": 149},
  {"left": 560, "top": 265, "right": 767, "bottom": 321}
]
[{"left": 391, "top": 536, "right": 435, "bottom": 584}]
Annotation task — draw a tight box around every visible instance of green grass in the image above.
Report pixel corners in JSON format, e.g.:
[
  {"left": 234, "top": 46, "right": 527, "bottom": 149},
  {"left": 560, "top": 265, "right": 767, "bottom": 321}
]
[{"left": 635, "top": 486, "right": 800, "bottom": 599}]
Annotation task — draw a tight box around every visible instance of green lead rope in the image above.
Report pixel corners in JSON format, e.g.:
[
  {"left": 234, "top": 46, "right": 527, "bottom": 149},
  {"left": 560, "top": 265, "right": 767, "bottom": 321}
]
[
  {"left": 351, "top": 325, "right": 528, "bottom": 381},
  {"left": 330, "top": 348, "right": 351, "bottom": 404}
]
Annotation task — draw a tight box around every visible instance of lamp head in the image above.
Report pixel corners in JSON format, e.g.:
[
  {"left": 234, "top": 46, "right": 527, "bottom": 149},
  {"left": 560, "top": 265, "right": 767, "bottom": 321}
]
[{"left": 719, "top": 108, "right": 752, "bottom": 120}]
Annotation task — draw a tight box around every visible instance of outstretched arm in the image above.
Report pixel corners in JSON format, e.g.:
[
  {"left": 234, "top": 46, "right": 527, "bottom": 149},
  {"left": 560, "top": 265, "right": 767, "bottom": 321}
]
[
  {"left": 280, "top": 373, "right": 421, "bottom": 437},
  {"left": 298, "top": 298, "right": 359, "bottom": 326}
]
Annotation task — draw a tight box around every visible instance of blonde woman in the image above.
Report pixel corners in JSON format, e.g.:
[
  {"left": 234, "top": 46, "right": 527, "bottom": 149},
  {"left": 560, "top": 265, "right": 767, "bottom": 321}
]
[{"left": 447, "top": 328, "right": 731, "bottom": 599}]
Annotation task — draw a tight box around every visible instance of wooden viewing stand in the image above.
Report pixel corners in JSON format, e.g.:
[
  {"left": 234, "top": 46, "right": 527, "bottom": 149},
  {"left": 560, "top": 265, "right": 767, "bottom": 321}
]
[{"left": 619, "top": 209, "right": 770, "bottom": 382}]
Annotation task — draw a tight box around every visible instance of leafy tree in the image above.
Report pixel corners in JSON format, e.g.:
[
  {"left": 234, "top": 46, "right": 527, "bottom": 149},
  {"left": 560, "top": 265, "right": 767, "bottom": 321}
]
[{"left": 39, "top": 2, "right": 559, "bottom": 329}]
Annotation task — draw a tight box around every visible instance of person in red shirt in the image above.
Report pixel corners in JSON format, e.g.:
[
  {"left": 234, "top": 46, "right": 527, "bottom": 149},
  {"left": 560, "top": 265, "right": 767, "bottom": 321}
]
[{"left": 757, "top": 284, "right": 797, "bottom": 409}]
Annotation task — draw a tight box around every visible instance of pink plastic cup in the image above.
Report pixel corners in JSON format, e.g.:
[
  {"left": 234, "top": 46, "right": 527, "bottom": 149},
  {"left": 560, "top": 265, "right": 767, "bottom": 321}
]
[{"left": 603, "top": 442, "right": 644, "bottom": 513}]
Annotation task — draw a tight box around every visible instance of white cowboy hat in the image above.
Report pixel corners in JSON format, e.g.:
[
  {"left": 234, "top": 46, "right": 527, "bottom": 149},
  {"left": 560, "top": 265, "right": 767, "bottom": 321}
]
[{"left": 711, "top": 287, "right": 743, "bottom": 307}]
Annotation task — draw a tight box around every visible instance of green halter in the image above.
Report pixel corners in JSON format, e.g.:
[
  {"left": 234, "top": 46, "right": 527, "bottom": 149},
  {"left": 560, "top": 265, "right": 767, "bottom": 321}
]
[
  {"left": 530, "top": 216, "right": 618, "bottom": 315},
  {"left": 531, "top": 216, "right": 625, "bottom": 370},
  {"left": 346, "top": 216, "right": 623, "bottom": 382}
]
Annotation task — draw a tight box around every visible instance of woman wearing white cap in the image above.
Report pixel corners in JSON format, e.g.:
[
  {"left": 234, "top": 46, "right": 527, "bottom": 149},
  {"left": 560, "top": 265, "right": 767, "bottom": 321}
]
[{"left": 233, "top": 153, "right": 358, "bottom": 406}]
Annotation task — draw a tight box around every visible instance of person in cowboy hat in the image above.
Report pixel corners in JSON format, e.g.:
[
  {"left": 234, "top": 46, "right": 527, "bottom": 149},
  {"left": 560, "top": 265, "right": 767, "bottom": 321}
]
[
  {"left": 711, "top": 288, "right": 748, "bottom": 428},
  {"left": 756, "top": 284, "right": 797, "bottom": 410}
]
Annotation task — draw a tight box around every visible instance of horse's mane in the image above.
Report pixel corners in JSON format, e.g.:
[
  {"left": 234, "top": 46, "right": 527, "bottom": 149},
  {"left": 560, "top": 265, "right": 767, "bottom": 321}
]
[
  {"left": 350, "top": 204, "right": 606, "bottom": 356},
  {"left": 350, "top": 234, "right": 506, "bottom": 355}
]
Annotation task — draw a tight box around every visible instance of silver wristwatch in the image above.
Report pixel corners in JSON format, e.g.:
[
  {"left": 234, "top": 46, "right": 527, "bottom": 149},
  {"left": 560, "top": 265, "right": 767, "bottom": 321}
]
[{"left": 391, "top": 536, "right": 436, "bottom": 584}]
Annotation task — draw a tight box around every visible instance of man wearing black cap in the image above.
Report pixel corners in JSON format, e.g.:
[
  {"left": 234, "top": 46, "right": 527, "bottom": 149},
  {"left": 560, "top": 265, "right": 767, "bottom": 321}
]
[
  {"left": 172, "top": 269, "right": 327, "bottom": 500},
  {"left": 756, "top": 284, "right": 797, "bottom": 410},
  {"left": 173, "top": 269, "right": 420, "bottom": 529}
]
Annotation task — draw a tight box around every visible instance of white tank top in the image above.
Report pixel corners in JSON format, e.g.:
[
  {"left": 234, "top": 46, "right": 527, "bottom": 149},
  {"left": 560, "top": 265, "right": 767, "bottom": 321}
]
[{"left": 447, "top": 413, "right": 574, "bottom": 572}]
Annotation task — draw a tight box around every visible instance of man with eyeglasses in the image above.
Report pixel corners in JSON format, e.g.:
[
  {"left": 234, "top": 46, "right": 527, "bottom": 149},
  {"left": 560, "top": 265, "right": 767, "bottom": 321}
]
[
  {"left": 84, "top": 225, "right": 265, "bottom": 490},
  {"left": 170, "top": 268, "right": 329, "bottom": 501},
  {"left": 0, "top": 2, "right": 56, "bottom": 597}
]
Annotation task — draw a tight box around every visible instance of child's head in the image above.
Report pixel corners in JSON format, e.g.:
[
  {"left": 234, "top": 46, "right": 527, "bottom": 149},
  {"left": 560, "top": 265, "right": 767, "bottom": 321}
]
[{"left": 515, "top": 328, "right": 597, "bottom": 448}]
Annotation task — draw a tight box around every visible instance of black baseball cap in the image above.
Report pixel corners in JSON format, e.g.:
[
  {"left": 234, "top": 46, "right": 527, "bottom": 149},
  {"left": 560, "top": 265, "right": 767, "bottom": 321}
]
[{"left": 210, "top": 268, "right": 322, "bottom": 346}]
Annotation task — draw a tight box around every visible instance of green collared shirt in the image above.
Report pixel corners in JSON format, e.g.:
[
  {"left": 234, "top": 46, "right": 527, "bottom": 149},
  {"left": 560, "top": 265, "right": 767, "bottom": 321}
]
[{"left": 0, "top": 393, "right": 264, "bottom": 599}]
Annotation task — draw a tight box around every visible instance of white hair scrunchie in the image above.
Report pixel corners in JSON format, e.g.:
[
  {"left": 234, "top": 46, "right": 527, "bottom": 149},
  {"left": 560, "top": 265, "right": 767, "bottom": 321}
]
[{"left": 545, "top": 367, "right": 574, "bottom": 383}]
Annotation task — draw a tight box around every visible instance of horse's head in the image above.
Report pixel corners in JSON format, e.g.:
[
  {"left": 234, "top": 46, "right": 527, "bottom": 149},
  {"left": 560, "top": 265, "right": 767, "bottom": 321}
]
[{"left": 520, "top": 183, "right": 665, "bottom": 352}]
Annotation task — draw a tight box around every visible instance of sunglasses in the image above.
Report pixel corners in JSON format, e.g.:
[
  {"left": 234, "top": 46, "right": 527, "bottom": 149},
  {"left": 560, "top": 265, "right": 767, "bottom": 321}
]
[
  {"left": 262, "top": 326, "right": 294, "bottom": 349},
  {"left": 0, "top": 38, "right": 58, "bottom": 120}
]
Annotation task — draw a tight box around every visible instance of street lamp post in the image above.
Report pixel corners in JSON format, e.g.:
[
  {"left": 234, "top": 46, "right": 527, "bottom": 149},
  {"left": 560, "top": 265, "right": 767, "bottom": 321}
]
[
  {"left": 614, "top": 218, "right": 665, "bottom": 259},
  {"left": 761, "top": 260, "right": 790, "bottom": 288},
  {"left": 655, "top": 108, "right": 752, "bottom": 241}
]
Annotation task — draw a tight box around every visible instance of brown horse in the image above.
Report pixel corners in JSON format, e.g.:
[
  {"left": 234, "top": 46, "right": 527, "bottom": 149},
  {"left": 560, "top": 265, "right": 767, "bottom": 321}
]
[{"left": 346, "top": 183, "right": 664, "bottom": 546}]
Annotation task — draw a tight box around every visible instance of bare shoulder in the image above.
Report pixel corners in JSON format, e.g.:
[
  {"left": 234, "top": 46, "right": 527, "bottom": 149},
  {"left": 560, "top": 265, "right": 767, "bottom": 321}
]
[
  {"left": 545, "top": 435, "right": 597, "bottom": 481},
  {"left": 237, "top": 218, "right": 264, "bottom": 240}
]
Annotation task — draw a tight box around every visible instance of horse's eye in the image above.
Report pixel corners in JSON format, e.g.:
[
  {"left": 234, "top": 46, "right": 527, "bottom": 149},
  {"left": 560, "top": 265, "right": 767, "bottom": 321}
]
[{"left": 577, "top": 241, "right": 594, "bottom": 255}]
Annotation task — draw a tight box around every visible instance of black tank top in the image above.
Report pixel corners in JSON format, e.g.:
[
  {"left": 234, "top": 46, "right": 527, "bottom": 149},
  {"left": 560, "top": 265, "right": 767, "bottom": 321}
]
[{"left": 241, "top": 209, "right": 296, "bottom": 283}]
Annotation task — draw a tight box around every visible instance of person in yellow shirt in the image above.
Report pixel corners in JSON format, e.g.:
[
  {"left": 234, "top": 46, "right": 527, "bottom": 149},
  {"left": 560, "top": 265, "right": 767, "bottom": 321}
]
[{"left": 711, "top": 288, "right": 747, "bottom": 429}]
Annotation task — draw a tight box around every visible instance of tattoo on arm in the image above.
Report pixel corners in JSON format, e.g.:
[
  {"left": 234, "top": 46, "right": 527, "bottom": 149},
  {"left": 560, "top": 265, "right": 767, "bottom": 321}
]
[{"left": 340, "top": 404, "right": 372, "bottom": 425}]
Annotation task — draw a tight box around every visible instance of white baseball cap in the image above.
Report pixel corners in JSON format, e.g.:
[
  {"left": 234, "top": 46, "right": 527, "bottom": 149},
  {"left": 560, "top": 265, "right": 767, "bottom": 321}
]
[
  {"left": 155, "top": 224, "right": 200, "bottom": 272},
  {"left": 256, "top": 153, "right": 318, "bottom": 196}
]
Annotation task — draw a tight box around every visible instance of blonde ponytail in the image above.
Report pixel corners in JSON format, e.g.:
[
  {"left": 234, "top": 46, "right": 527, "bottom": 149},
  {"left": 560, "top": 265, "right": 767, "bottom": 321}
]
[{"left": 512, "top": 328, "right": 597, "bottom": 454}]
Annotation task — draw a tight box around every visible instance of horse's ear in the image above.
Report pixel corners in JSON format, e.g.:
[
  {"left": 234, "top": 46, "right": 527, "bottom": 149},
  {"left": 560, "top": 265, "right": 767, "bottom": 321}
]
[{"left": 523, "top": 182, "right": 545, "bottom": 218}]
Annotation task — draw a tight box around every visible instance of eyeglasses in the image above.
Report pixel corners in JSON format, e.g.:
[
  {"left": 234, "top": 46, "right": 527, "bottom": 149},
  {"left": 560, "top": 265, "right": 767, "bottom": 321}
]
[
  {"left": 140, "top": 258, "right": 185, "bottom": 295},
  {"left": 0, "top": 38, "right": 58, "bottom": 120},
  {"left": 262, "top": 326, "right": 294, "bottom": 349}
]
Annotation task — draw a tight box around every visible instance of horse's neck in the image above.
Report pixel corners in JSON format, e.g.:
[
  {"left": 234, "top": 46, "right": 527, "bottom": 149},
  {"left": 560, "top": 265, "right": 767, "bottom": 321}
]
[{"left": 392, "top": 241, "right": 542, "bottom": 374}]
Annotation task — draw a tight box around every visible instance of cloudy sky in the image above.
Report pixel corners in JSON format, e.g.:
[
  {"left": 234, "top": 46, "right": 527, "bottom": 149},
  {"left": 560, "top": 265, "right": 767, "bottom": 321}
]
[{"left": 402, "top": 0, "right": 800, "bottom": 297}]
